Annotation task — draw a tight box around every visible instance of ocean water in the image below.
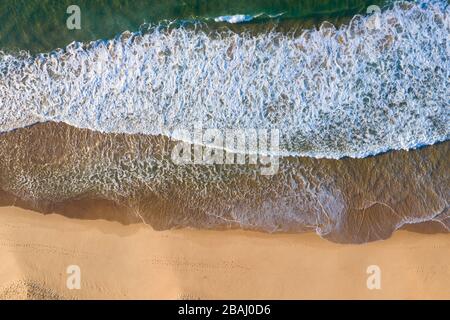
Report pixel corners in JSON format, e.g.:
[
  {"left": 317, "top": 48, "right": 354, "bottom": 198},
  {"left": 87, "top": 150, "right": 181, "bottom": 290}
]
[
  {"left": 0, "top": 0, "right": 387, "bottom": 53},
  {"left": 0, "top": 0, "right": 449, "bottom": 158},
  {"left": 0, "top": 0, "right": 448, "bottom": 243}
]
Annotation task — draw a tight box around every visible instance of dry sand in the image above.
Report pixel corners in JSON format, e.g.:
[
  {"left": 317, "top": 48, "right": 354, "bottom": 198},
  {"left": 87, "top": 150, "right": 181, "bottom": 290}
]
[{"left": 0, "top": 206, "right": 448, "bottom": 300}]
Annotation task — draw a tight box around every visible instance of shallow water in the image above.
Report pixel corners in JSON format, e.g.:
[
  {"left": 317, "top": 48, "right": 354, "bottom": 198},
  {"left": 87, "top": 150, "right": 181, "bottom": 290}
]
[{"left": 0, "top": 122, "right": 448, "bottom": 243}]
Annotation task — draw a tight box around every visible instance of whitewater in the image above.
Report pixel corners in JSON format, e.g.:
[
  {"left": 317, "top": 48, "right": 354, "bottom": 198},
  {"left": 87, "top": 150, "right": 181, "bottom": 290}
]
[{"left": 0, "top": 0, "right": 448, "bottom": 159}]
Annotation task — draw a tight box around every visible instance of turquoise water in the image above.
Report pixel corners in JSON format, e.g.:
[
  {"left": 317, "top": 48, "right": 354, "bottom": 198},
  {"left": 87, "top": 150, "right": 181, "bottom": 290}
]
[{"left": 0, "top": 0, "right": 387, "bottom": 53}]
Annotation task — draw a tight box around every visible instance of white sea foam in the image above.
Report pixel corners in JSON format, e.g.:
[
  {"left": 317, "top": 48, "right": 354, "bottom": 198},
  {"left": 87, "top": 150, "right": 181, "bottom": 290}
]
[
  {"left": 0, "top": 1, "right": 448, "bottom": 159},
  {"left": 212, "top": 12, "right": 285, "bottom": 23},
  {"left": 214, "top": 14, "right": 254, "bottom": 23}
]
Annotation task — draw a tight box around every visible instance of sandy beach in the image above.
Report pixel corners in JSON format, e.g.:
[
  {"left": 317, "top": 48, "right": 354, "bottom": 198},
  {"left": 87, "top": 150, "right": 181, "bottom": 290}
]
[{"left": 0, "top": 206, "right": 448, "bottom": 300}]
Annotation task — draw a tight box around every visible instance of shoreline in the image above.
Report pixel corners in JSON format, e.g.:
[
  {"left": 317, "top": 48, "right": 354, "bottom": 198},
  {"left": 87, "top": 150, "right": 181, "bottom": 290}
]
[
  {"left": 0, "top": 206, "right": 449, "bottom": 299},
  {"left": 1, "top": 122, "right": 448, "bottom": 243}
]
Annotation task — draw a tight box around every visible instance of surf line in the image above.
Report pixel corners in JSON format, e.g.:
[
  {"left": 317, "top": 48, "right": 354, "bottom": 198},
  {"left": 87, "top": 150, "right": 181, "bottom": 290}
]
[{"left": 170, "top": 122, "right": 280, "bottom": 175}]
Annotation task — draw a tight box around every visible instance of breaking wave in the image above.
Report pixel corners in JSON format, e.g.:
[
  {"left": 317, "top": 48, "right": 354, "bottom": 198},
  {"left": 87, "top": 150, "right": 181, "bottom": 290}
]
[
  {"left": 212, "top": 12, "right": 286, "bottom": 23},
  {"left": 0, "top": 0, "right": 448, "bottom": 159}
]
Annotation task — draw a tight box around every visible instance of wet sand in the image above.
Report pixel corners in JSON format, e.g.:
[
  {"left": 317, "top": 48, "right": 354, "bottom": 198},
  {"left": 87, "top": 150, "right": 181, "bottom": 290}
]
[{"left": 0, "top": 206, "right": 448, "bottom": 299}]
